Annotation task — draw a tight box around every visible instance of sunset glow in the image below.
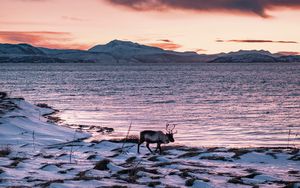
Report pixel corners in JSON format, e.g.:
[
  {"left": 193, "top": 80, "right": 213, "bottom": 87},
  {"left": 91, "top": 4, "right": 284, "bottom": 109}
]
[{"left": 0, "top": 0, "right": 300, "bottom": 54}]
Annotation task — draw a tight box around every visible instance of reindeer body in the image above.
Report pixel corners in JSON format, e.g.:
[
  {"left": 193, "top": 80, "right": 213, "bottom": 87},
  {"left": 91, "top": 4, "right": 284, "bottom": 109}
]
[
  {"left": 137, "top": 124, "right": 176, "bottom": 154},
  {"left": 141, "top": 130, "right": 170, "bottom": 143}
]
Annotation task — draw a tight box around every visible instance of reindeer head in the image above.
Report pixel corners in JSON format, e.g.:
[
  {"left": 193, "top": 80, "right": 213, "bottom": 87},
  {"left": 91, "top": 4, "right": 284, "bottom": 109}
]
[{"left": 165, "top": 123, "right": 177, "bottom": 142}]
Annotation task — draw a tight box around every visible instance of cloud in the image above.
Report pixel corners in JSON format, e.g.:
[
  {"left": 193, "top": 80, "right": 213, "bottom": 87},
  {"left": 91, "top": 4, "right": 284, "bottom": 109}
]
[
  {"left": 158, "top": 39, "right": 172, "bottom": 43},
  {"left": 147, "top": 39, "right": 182, "bottom": 50},
  {"left": 216, "top": 39, "right": 298, "bottom": 44},
  {"left": 148, "top": 42, "right": 181, "bottom": 50},
  {"left": 0, "top": 31, "right": 90, "bottom": 49},
  {"left": 106, "top": 0, "right": 300, "bottom": 17},
  {"left": 62, "top": 16, "right": 87, "bottom": 22},
  {"left": 0, "top": 21, "right": 52, "bottom": 26},
  {"left": 277, "top": 51, "right": 300, "bottom": 55}
]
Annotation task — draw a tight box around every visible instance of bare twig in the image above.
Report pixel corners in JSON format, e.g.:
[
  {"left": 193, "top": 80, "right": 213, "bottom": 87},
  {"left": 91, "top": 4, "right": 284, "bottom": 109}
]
[
  {"left": 292, "top": 131, "right": 299, "bottom": 148},
  {"left": 32, "top": 131, "right": 35, "bottom": 152},
  {"left": 69, "top": 132, "right": 77, "bottom": 163},
  {"left": 121, "top": 122, "right": 132, "bottom": 154},
  {"left": 287, "top": 129, "right": 291, "bottom": 148}
]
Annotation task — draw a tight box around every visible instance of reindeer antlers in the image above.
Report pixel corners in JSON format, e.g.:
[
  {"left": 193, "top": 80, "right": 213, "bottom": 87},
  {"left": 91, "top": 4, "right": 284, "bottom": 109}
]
[{"left": 166, "top": 123, "right": 176, "bottom": 133}]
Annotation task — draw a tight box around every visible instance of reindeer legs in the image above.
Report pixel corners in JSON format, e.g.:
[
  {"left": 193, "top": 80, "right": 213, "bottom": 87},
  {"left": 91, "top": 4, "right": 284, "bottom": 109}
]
[
  {"left": 137, "top": 142, "right": 142, "bottom": 154},
  {"left": 137, "top": 138, "right": 145, "bottom": 154},
  {"left": 146, "top": 142, "right": 153, "bottom": 153},
  {"left": 155, "top": 143, "right": 162, "bottom": 154}
]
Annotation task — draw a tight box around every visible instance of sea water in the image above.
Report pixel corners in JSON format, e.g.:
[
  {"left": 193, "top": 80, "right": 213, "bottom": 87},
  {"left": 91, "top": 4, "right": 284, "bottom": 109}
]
[{"left": 1, "top": 62, "right": 299, "bottom": 147}]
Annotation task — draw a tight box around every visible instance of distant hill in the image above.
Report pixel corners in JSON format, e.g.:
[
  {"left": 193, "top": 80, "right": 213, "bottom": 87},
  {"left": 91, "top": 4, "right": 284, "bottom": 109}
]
[
  {"left": 0, "top": 40, "right": 299, "bottom": 63},
  {"left": 210, "top": 50, "right": 277, "bottom": 63},
  {"left": 209, "top": 50, "right": 300, "bottom": 63},
  {"left": 0, "top": 43, "right": 45, "bottom": 55}
]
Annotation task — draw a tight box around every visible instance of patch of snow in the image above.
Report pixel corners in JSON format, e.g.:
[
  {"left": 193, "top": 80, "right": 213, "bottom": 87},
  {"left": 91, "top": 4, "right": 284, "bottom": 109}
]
[{"left": 192, "top": 180, "right": 213, "bottom": 188}]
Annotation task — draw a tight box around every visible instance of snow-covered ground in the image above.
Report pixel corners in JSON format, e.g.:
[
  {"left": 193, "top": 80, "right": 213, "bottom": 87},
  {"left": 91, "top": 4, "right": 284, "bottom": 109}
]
[{"left": 0, "top": 96, "right": 299, "bottom": 187}]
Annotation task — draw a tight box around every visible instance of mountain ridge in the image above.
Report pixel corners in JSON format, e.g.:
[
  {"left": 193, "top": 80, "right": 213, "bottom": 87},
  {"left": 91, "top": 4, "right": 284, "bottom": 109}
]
[{"left": 0, "top": 40, "right": 299, "bottom": 63}]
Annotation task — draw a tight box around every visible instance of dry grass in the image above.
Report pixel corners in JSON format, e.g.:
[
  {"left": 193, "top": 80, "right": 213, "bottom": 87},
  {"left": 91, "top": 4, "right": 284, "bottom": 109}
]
[
  {"left": 228, "top": 148, "right": 251, "bottom": 159},
  {"left": 288, "top": 170, "right": 299, "bottom": 175},
  {"left": 283, "top": 182, "right": 300, "bottom": 188},
  {"left": 227, "top": 171, "right": 261, "bottom": 186},
  {"left": 200, "top": 155, "right": 232, "bottom": 162},
  {"left": 266, "top": 152, "right": 277, "bottom": 159},
  {"left": 0, "top": 146, "right": 11, "bottom": 157},
  {"left": 117, "top": 165, "right": 159, "bottom": 184},
  {"left": 74, "top": 170, "right": 91, "bottom": 181},
  {"left": 125, "top": 156, "right": 136, "bottom": 163},
  {"left": 36, "top": 179, "right": 64, "bottom": 188},
  {"left": 46, "top": 116, "right": 63, "bottom": 123},
  {"left": 87, "top": 154, "right": 97, "bottom": 160},
  {"left": 42, "top": 154, "right": 54, "bottom": 159},
  {"left": 289, "top": 154, "right": 300, "bottom": 161},
  {"left": 94, "top": 159, "right": 110, "bottom": 171},
  {"left": 148, "top": 156, "right": 159, "bottom": 162},
  {"left": 117, "top": 168, "right": 140, "bottom": 183},
  {"left": 244, "top": 172, "right": 261, "bottom": 179},
  {"left": 147, "top": 181, "right": 161, "bottom": 187},
  {"left": 152, "top": 161, "right": 178, "bottom": 167},
  {"left": 110, "top": 135, "right": 140, "bottom": 144},
  {"left": 36, "top": 103, "right": 52, "bottom": 108},
  {"left": 227, "top": 177, "right": 244, "bottom": 184},
  {"left": 0, "top": 92, "right": 7, "bottom": 99},
  {"left": 179, "top": 169, "right": 191, "bottom": 178},
  {"left": 178, "top": 151, "right": 202, "bottom": 158},
  {"left": 185, "top": 178, "right": 196, "bottom": 186}
]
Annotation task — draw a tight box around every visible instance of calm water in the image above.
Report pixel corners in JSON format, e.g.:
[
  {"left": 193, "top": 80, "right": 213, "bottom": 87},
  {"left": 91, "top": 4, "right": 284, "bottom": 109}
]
[{"left": 1, "top": 63, "right": 300, "bottom": 147}]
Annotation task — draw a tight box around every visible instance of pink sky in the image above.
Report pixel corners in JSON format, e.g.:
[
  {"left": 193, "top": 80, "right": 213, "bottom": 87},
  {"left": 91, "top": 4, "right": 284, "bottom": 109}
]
[{"left": 0, "top": 0, "right": 299, "bottom": 54}]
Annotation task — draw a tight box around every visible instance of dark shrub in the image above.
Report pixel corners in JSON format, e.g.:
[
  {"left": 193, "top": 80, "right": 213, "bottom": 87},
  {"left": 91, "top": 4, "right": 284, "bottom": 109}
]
[
  {"left": 185, "top": 178, "right": 196, "bottom": 186},
  {"left": 94, "top": 159, "right": 110, "bottom": 170},
  {"left": 0, "top": 146, "right": 11, "bottom": 157},
  {"left": 0, "top": 92, "right": 7, "bottom": 99}
]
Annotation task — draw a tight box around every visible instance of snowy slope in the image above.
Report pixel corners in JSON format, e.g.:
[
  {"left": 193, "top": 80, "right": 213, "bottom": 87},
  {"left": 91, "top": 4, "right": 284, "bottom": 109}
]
[{"left": 0, "top": 97, "right": 89, "bottom": 146}]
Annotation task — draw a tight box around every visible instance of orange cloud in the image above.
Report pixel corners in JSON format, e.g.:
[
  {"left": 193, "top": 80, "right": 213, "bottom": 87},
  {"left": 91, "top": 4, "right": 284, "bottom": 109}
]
[
  {"left": 277, "top": 51, "right": 300, "bottom": 55},
  {"left": 216, "top": 39, "right": 298, "bottom": 44},
  {"left": 0, "top": 31, "right": 90, "bottom": 50},
  {"left": 158, "top": 39, "right": 172, "bottom": 43},
  {"left": 148, "top": 39, "right": 182, "bottom": 50},
  {"left": 148, "top": 42, "right": 181, "bottom": 50}
]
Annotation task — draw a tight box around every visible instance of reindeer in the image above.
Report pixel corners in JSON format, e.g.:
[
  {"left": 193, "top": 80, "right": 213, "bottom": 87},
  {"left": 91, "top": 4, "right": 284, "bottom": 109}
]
[{"left": 137, "top": 123, "right": 176, "bottom": 154}]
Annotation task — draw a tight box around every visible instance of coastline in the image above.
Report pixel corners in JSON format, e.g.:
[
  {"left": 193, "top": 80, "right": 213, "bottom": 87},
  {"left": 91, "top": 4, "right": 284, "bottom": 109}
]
[{"left": 0, "top": 95, "right": 299, "bottom": 187}]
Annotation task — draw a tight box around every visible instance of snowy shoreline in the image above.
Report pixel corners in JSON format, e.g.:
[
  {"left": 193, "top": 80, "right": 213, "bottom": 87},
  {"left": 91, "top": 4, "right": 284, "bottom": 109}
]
[{"left": 0, "top": 95, "right": 299, "bottom": 187}]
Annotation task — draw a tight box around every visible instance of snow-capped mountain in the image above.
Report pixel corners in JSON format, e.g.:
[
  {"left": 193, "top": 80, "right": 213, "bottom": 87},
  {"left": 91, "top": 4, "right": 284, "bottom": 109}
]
[
  {"left": 89, "top": 40, "right": 164, "bottom": 55},
  {"left": 89, "top": 40, "right": 214, "bottom": 63}
]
